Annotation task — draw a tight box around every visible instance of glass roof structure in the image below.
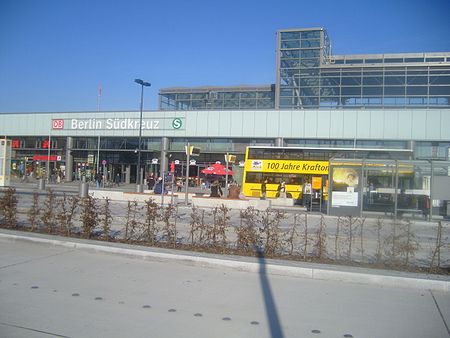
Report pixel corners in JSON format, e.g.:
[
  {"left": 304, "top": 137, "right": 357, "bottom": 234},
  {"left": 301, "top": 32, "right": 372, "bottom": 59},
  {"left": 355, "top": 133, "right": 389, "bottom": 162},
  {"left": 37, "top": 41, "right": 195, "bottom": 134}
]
[
  {"left": 159, "top": 27, "right": 450, "bottom": 110},
  {"left": 159, "top": 85, "right": 275, "bottom": 110}
]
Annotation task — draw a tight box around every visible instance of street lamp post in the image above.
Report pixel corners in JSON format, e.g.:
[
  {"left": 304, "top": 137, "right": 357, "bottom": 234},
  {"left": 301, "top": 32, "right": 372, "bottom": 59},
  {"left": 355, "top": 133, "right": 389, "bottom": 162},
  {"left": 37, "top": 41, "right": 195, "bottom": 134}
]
[{"left": 134, "top": 78, "right": 151, "bottom": 192}]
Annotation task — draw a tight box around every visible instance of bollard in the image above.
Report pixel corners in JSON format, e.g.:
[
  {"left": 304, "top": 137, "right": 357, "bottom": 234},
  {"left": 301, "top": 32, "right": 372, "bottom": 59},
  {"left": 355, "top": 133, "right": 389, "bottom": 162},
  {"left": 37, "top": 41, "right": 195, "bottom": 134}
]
[
  {"left": 79, "top": 182, "right": 89, "bottom": 198},
  {"left": 38, "top": 178, "right": 46, "bottom": 190},
  {"left": 136, "top": 184, "right": 144, "bottom": 193}
]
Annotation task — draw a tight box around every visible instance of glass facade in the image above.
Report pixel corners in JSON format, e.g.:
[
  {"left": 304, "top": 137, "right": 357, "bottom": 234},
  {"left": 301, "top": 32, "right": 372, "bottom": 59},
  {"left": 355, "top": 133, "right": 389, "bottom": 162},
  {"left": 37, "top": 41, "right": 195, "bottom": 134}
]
[
  {"left": 330, "top": 158, "right": 450, "bottom": 220},
  {"left": 276, "top": 28, "right": 450, "bottom": 109},
  {"left": 160, "top": 27, "right": 450, "bottom": 111},
  {"left": 159, "top": 86, "right": 275, "bottom": 110},
  {"left": 168, "top": 138, "right": 274, "bottom": 154},
  {"left": 285, "top": 138, "right": 408, "bottom": 150}
]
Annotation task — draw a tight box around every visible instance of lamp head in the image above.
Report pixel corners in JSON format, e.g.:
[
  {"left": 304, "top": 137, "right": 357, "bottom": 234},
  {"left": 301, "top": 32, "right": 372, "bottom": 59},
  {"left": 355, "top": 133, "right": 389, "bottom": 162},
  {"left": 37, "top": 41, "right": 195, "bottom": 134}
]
[{"left": 135, "top": 79, "right": 151, "bottom": 87}]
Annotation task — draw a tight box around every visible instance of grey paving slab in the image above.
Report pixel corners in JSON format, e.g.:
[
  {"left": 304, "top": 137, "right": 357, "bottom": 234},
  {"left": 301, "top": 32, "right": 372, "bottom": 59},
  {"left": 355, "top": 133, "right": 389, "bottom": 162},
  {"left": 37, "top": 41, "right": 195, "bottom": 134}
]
[{"left": 0, "top": 239, "right": 449, "bottom": 338}]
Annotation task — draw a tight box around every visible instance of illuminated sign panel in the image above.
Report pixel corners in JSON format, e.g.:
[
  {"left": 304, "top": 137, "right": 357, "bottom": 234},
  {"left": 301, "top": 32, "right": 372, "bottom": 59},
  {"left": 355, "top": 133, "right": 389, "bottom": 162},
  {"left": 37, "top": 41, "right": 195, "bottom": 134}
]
[
  {"left": 52, "top": 119, "right": 64, "bottom": 129},
  {"left": 50, "top": 117, "right": 185, "bottom": 131},
  {"left": 11, "top": 139, "right": 20, "bottom": 148},
  {"left": 32, "top": 155, "right": 61, "bottom": 161}
]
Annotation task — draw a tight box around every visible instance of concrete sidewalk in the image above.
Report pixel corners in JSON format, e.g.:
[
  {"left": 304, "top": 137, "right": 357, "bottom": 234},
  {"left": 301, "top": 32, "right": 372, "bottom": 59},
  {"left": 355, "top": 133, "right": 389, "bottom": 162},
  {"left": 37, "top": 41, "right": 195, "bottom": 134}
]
[
  {"left": 6, "top": 177, "right": 217, "bottom": 200},
  {"left": 6, "top": 177, "right": 310, "bottom": 210},
  {"left": 1, "top": 229, "right": 448, "bottom": 292},
  {"left": 8, "top": 176, "right": 208, "bottom": 191},
  {"left": 7, "top": 177, "right": 153, "bottom": 193}
]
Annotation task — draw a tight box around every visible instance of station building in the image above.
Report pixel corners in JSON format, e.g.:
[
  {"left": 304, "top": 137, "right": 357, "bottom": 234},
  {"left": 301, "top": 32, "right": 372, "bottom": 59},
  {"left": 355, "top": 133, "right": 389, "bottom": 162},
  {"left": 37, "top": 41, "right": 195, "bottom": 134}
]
[{"left": 1, "top": 27, "right": 450, "bottom": 185}]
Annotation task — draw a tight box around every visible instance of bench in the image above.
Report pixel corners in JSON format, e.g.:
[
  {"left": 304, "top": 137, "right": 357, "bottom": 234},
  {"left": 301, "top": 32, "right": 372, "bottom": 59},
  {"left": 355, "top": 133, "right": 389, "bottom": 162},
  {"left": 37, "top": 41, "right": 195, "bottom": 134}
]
[
  {"left": 397, "top": 208, "right": 424, "bottom": 218},
  {"left": 195, "top": 192, "right": 207, "bottom": 197}
]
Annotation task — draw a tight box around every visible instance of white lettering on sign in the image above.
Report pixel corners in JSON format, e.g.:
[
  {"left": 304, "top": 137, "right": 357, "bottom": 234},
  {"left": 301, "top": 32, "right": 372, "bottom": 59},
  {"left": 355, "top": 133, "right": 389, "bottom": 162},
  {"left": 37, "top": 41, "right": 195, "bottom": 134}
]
[
  {"left": 69, "top": 118, "right": 163, "bottom": 130},
  {"left": 71, "top": 119, "right": 102, "bottom": 130}
]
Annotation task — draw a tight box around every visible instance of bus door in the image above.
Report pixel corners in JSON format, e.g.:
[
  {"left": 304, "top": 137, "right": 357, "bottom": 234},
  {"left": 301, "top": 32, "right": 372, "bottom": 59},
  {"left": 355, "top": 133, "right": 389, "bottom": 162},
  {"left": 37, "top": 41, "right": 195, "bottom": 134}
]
[{"left": 311, "top": 176, "right": 328, "bottom": 212}]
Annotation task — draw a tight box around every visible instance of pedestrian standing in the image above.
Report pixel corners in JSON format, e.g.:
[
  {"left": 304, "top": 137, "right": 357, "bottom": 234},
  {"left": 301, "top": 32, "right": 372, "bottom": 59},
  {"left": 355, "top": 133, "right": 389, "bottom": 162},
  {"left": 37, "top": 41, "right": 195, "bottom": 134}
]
[
  {"left": 303, "top": 179, "right": 312, "bottom": 210},
  {"left": 153, "top": 177, "right": 165, "bottom": 194},
  {"left": 210, "top": 180, "right": 223, "bottom": 198},
  {"left": 278, "top": 181, "right": 286, "bottom": 198},
  {"left": 95, "top": 172, "right": 102, "bottom": 188},
  {"left": 147, "top": 173, "right": 155, "bottom": 190},
  {"left": 261, "top": 179, "right": 268, "bottom": 200}
]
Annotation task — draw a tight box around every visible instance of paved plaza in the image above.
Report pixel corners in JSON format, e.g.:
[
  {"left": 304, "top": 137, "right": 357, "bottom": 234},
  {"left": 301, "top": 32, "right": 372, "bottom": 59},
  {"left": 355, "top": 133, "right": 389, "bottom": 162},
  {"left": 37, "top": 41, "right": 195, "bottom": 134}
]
[{"left": 0, "top": 235, "right": 449, "bottom": 338}]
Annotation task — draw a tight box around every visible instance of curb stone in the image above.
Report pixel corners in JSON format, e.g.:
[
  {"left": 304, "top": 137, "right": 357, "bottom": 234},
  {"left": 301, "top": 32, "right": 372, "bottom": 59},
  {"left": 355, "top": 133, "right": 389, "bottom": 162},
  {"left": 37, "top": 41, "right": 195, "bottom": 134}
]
[{"left": 0, "top": 229, "right": 448, "bottom": 292}]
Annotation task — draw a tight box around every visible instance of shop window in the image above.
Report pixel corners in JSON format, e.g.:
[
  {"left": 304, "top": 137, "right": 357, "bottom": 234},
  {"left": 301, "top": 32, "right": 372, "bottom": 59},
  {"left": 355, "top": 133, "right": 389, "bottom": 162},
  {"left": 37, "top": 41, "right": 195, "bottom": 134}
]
[{"left": 37, "top": 138, "right": 57, "bottom": 149}]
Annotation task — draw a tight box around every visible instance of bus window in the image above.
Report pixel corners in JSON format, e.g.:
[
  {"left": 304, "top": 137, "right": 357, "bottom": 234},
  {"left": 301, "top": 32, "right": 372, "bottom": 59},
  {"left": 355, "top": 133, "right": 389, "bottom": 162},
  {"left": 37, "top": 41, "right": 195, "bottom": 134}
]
[
  {"left": 267, "top": 176, "right": 275, "bottom": 184},
  {"left": 287, "top": 174, "right": 302, "bottom": 185},
  {"left": 285, "top": 149, "right": 305, "bottom": 160},
  {"left": 272, "top": 173, "right": 283, "bottom": 184},
  {"left": 248, "top": 148, "right": 264, "bottom": 159},
  {"left": 245, "top": 172, "right": 263, "bottom": 183}
]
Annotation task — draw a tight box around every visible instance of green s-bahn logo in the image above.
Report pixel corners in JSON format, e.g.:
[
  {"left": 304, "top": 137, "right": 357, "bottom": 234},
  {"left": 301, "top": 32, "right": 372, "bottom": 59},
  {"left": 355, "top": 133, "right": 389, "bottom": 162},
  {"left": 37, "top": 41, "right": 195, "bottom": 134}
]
[{"left": 172, "top": 118, "right": 182, "bottom": 129}]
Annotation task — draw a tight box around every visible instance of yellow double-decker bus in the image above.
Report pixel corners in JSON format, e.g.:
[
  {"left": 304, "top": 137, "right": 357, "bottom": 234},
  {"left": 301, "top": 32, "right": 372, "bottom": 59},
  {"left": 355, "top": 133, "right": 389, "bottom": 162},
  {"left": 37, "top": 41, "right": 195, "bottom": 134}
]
[{"left": 241, "top": 146, "right": 413, "bottom": 204}]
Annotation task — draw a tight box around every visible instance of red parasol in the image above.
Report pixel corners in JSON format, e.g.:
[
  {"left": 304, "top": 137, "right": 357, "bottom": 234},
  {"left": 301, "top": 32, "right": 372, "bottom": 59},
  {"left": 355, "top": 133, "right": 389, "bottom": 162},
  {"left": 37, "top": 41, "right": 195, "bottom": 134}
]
[{"left": 201, "top": 163, "right": 234, "bottom": 176}]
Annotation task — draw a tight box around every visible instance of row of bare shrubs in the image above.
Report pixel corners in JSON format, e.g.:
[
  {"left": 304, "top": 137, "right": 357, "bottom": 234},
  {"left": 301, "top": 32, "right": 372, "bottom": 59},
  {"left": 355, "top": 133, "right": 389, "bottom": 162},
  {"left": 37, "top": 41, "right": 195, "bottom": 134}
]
[{"left": 0, "top": 187, "right": 448, "bottom": 272}]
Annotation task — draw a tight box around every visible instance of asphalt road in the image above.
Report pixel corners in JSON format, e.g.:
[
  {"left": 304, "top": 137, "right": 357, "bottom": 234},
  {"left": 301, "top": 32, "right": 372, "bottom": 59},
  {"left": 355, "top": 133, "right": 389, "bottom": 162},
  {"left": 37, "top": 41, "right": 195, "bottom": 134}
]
[{"left": 0, "top": 238, "right": 449, "bottom": 338}]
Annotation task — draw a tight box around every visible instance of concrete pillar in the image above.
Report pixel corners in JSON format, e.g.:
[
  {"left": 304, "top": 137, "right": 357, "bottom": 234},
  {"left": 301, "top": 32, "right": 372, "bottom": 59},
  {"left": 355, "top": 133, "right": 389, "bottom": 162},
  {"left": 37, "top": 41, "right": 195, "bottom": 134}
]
[
  {"left": 65, "top": 137, "right": 73, "bottom": 181},
  {"left": 407, "top": 140, "right": 416, "bottom": 159},
  {"left": 275, "top": 137, "right": 284, "bottom": 147},
  {"left": 125, "top": 165, "right": 131, "bottom": 184},
  {"left": 38, "top": 178, "right": 46, "bottom": 190},
  {"left": 160, "top": 137, "right": 170, "bottom": 175},
  {"left": 79, "top": 181, "right": 89, "bottom": 197}
]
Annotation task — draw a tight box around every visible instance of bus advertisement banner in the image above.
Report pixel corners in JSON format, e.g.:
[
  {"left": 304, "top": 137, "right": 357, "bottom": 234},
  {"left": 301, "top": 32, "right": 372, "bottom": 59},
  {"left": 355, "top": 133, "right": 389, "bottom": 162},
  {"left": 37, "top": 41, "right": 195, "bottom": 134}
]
[
  {"left": 311, "top": 176, "right": 322, "bottom": 190},
  {"left": 329, "top": 165, "right": 362, "bottom": 216},
  {"left": 246, "top": 159, "right": 329, "bottom": 175}
]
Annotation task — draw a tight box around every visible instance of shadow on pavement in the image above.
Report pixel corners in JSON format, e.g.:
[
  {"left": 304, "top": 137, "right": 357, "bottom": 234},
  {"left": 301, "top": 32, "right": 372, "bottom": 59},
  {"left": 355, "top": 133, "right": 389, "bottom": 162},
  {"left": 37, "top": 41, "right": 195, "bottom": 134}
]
[{"left": 257, "top": 250, "right": 285, "bottom": 338}]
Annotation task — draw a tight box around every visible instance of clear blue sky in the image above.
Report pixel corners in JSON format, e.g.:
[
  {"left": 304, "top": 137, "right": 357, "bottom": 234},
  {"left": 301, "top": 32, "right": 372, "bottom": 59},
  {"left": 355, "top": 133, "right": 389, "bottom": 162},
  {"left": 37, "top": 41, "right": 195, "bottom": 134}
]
[{"left": 1, "top": 0, "right": 449, "bottom": 113}]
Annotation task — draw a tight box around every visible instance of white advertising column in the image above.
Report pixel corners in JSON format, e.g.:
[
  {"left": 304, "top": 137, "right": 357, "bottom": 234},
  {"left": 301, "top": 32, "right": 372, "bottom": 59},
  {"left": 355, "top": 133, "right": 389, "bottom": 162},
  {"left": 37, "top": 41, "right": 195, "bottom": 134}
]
[{"left": 0, "top": 139, "right": 12, "bottom": 187}]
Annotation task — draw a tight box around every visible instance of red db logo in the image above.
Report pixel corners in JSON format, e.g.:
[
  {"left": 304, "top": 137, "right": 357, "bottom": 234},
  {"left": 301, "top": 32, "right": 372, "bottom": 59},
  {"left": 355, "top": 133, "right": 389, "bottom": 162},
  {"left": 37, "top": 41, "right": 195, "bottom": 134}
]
[{"left": 52, "top": 119, "right": 64, "bottom": 129}]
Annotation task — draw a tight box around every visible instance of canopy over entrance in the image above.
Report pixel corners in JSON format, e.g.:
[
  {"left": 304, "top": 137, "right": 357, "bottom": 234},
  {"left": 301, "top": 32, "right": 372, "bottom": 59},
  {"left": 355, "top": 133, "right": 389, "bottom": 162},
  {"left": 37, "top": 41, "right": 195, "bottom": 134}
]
[{"left": 201, "top": 163, "right": 234, "bottom": 176}]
